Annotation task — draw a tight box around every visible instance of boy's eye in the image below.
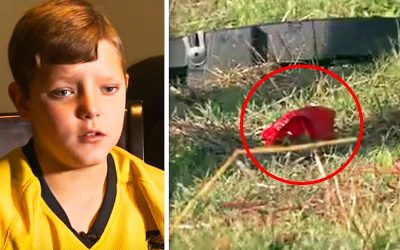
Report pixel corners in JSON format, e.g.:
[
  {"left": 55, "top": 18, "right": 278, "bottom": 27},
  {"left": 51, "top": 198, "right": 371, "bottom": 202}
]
[
  {"left": 51, "top": 89, "right": 73, "bottom": 97},
  {"left": 102, "top": 86, "right": 118, "bottom": 94}
]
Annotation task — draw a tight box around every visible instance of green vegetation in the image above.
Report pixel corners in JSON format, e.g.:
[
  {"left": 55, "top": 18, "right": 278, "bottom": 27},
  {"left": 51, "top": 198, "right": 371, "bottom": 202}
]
[
  {"left": 170, "top": 0, "right": 400, "bottom": 37},
  {"left": 170, "top": 0, "right": 400, "bottom": 248}
]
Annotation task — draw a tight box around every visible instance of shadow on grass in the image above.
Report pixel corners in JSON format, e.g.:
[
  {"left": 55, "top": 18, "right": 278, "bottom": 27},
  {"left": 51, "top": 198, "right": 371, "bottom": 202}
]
[
  {"left": 356, "top": 105, "right": 400, "bottom": 155},
  {"left": 170, "top": 62, "right": 369, "bottom": 117},
  {"left": 169, "top": 128, "right": 246, "bottom": 198},
  {"left": 171, "top": 65, "right": 317, "bottom": 117}
]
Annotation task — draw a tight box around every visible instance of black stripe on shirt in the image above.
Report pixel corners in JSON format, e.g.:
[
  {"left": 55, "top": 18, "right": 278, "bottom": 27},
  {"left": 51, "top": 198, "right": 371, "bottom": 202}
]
[{"left": 22, "top": 139, "right": 116, "bottom": 248}]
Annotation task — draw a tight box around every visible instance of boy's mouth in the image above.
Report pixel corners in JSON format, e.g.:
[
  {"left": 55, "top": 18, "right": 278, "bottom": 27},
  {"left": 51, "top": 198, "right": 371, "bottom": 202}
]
[{"left": 78, "top": 130, "right": 105, "bottom": 142}]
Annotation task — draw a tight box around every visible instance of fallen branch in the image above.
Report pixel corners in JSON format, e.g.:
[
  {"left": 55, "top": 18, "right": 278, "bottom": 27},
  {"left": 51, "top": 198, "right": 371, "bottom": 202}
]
[{"left": 170, "top": 137, "right": 357, "bottom": 235}]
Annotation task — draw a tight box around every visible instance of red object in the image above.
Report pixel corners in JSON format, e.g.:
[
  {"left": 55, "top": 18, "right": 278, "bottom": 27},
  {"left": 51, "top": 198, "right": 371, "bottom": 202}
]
[
  {"left": 261, "top": 106, "right": 336, "bottom": 145},
  {"left": 393, "top": 160, "right": 400, "bottom": 173}
]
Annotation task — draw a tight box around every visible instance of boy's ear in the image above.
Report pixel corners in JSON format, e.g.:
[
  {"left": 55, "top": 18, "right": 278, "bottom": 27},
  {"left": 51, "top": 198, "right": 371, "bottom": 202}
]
[
  {"left": 125, "top": 73, "right": 129, "bottom": 89},
  {"left": 8, "top": 82, "right": 30, "bottom": 119}
]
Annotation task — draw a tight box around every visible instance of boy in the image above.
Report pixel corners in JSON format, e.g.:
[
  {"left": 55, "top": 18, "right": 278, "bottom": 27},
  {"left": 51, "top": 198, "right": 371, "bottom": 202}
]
[{"left": 0, "top": 0, "right": 164, "bottom": 249}]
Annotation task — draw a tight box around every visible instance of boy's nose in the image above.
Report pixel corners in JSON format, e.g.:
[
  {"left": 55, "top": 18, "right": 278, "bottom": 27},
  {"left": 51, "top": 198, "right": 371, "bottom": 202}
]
[{"left": 77, "top": 92, "right": 99, "bottom": 119}]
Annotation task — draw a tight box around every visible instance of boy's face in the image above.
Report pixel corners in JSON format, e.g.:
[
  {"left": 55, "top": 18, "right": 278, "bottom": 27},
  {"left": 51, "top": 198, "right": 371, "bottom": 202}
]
[{"left": 15, "top": 40, "right": 128, "bottom": 169}]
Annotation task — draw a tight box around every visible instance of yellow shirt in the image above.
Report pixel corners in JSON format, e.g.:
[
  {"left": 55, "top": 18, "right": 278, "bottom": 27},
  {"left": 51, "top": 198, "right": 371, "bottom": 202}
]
[{"left": 0, "top": 141, "right": 164, "bottom": 250}]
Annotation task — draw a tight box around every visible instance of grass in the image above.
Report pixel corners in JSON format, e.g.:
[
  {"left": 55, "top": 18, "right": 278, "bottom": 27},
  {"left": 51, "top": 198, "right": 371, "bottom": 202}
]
[
  {"left": 170, "top": 0, "right": 400, "bottom": 248},
  {"left": 170, "top": 168, "right": 400, "bottom": 249},
  {"left": 170, "top": 0, "right": 400, "bottom": 37}
]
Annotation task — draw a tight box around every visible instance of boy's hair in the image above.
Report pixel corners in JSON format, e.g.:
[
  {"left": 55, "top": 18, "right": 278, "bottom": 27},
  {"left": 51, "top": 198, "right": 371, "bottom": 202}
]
[{"left": 8, "top": 0, "right": 125, "bottom": 97}]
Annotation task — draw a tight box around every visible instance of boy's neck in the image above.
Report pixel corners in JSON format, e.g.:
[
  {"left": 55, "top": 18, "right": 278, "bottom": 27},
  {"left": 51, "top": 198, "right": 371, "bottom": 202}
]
[
  {"left": 31, "top": 141, "right": 109, "bottom": 233},
  {"left": 42, "top": 162, "right": 108, "bottom": 193},
  {"left": 35, "top": 149, "right": 108, "bottom": 191},
  {"left": 43, "top": 164, "right": 108, "bottom": 234},
  {"left": 35, "top": 148, "right": 108, "bottom": 206},
  {"left": 31, "top": 139, "right": 109, "bottom": 185}
]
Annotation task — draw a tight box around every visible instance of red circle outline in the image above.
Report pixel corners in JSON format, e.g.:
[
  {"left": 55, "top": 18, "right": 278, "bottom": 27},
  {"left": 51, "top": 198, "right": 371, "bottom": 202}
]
[{"left": 239, "top": 64, "right": 364, "bottom": 185}]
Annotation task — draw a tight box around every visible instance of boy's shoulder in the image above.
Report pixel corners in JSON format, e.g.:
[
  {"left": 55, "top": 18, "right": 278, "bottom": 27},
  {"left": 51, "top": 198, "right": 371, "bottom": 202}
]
[
  {"left": 0, "top": 148, "right": 39, "bottom": 243},
  {"left": 110, "top": 146, "right": 164, "bottom": 185},
  {"left": 0, "top": 148, "right": 38, "bottom": 205},
  {"left": 110, "top": 146, "right": 164, "bottom": 238},
  {"left": 0, "top": 148, "right": 35, "bottom": 186}
]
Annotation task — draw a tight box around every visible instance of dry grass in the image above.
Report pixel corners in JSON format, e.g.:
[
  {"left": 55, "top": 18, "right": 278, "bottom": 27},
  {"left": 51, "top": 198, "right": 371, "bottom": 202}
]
[
  {"left": 170, "top": 54, "right": 400, "bottom": 248},
  {"left": 169, "top": 0, "right": 400, "bottom": 248}
]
